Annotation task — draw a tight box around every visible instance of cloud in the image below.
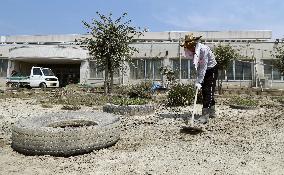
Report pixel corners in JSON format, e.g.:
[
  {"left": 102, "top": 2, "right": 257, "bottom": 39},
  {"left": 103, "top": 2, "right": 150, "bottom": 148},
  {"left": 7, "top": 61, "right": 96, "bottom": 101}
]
[
  {"left": 151, "top": 0, "right": 284, "bottom": 38},
  {"left": 154, "top": 12, "right": 243, "bottom": 31}
]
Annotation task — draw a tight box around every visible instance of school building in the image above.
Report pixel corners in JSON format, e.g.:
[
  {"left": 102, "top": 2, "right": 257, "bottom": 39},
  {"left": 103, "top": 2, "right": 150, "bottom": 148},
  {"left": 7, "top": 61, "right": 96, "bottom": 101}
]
[{"left": 0, "top": 30, "right": 283, "bottom": 89}]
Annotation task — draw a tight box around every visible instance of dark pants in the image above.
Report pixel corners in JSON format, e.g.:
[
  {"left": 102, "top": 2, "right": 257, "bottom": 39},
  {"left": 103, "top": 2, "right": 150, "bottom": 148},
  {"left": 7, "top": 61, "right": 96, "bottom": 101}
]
[{"left": 201, "top": 65, "right": 218, "bottom": 108}]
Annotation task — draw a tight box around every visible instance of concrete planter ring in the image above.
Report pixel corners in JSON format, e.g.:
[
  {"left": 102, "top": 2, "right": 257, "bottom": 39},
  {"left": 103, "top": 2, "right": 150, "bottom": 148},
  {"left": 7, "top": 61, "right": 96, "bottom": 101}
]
[
  {"left": 11, "top": 111, "right": 120, "bottom": 156},
  {"left": 103, "top": 103, "right": 155, "bottom": 116}
]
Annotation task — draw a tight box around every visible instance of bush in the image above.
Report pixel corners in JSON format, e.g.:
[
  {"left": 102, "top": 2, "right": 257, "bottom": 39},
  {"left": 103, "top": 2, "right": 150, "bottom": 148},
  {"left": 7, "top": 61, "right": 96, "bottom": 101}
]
[
  {"left": 229, "top": 96, "right": 258, "bottom": 107},
  {"left": 114, "top": 81, "right": 153, "bottom": 99},
  {"left": 167, "top": 83, "right": 195, "bottom": 106},
  {"left": 61, "top": 105, "right": 81, "bottom": 110},
  {"left": 41, "top": 103, "right": 53, "bottom": 108},
  {"left": 45, "top": 87, "right": 109, "bottom": 107}
]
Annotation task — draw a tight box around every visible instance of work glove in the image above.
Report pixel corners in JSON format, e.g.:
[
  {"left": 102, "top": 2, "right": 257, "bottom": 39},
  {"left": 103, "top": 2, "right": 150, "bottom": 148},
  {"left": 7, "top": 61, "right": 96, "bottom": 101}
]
[{"left": 195, "top": 83, "right": 202, "bottom": 90}]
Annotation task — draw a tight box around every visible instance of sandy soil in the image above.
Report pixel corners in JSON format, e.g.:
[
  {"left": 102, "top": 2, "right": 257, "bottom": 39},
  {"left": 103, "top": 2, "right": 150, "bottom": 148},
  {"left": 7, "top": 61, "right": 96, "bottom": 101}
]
[{"left": 0, "top": 96, "right": 283, "bottom": 175}]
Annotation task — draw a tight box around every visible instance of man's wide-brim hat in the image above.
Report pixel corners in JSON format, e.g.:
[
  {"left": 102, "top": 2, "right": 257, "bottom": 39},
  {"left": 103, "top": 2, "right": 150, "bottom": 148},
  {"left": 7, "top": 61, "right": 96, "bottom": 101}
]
[{"left": 180, "top": 33, "right": 202, "bottom": 48}]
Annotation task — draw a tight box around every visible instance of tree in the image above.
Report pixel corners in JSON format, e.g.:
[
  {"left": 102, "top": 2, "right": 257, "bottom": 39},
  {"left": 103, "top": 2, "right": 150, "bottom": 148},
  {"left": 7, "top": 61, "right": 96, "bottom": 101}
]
[
  {"left": 271, "top": 43, "right": 284, "bottom": 75},
  {"left": 159, "top": 66, "right": 176, "bottom": 88},
  {"left": 213, "top": 43, "right": 240, "bottom": 94},
  {"left": 79, "top": 12, "right": 142, "bottom": 94}
]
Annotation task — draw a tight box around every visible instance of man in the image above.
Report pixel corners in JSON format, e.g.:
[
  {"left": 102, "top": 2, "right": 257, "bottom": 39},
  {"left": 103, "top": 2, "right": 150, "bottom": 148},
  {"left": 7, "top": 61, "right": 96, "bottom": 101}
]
[{"left": 181, "top": 33, "right": 218, "bottom": 124}]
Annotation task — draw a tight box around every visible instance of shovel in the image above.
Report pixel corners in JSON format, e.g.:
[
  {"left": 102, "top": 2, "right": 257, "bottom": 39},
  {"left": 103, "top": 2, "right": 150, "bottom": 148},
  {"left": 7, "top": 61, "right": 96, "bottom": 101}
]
[{"left": 181, "top": 87, "right": 203, "bottom": 133}]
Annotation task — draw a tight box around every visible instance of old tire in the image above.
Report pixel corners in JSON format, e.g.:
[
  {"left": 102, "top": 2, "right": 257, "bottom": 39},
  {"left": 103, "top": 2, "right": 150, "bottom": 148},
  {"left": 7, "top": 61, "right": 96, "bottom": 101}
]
[{"left": 11, "top": 111, "right": 120, "bottom": 156}]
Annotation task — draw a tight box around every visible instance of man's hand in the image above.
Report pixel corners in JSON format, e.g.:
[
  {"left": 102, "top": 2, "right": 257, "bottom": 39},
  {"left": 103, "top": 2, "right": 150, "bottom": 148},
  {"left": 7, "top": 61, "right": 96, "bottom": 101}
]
[{"left": 195, "top": 83, "right": 202, "bottom": 90}]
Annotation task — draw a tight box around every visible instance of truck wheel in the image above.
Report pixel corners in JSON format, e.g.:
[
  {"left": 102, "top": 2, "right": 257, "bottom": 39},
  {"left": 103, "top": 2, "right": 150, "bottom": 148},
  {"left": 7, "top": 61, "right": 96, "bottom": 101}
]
[
  {"left": 39, "top": 83, "right": 47, "bottom": 89},
  {"left": 11, "top": 83, "right": 19, "bottom": 89},
  {"left": 11, "top": 111, "right": 120, "bottom": 156}
]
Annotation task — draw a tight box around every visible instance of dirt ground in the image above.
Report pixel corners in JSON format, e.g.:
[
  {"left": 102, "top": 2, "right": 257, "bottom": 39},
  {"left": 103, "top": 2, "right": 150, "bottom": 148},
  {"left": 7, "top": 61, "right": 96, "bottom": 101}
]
[{"left": 0, "top": 95, "right": 283, "bottom": 175}]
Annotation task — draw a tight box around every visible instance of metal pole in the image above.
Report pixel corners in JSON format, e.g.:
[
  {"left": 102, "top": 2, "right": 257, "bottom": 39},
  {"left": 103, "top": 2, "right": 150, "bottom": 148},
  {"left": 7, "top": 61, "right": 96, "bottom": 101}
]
[{"left": 179, "top": 33, "right": 182, "bottom": 82}]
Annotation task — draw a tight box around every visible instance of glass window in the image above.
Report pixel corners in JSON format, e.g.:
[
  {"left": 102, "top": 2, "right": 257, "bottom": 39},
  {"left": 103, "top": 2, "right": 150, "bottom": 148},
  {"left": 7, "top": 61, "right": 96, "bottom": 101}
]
[
  {"left": 263, "top": 60, "right": 281, "bottom": 80},
  {"left": 129, "top": 58, "right": 162, "bottom": 80},
  {"left": 189, "top": 59, "right": 196, "bottom": 79},
  {"left": 33, "top": 68, "right": 42, "bottom": 76},
  {"left": 0, "top": 59, "right": 8, "bottom": 77},
  {"left": 226, "top": 60, "right": 252, "bottom": 80},
  {"left": 152, "top": 59, "right": 162, "bottom": 80},
  {"left": 226, "top": 61, "right": 234, "bottom": 80},
  {"left": 130, "top": 59, "right": 145, "bottom": 79},
  {"left": 235, "top": 60, "right": 252, "bottom": 80},
  {"left": 172, "top": 59, "right": 189, "bottom": 79},
  {"left": 235, "top": 61, "right": 243, "bottom": 80},
  {"left": 145, "top": 59, "right": 153, "bottom": 79},
  {"left": 243, "top": 61, "right": 252, "bottom": 80},
  {"left": 42, "top": 68, "right": 55, "bottom": 76},
  {"left": 89, "top": 61, "right": 103, "bottom": 79},
  {"left": 273, "top": 69, "right": 281, "bottom": 80},
  {"left": 145, "top": 59, "right": 162, "bottom": 80}
]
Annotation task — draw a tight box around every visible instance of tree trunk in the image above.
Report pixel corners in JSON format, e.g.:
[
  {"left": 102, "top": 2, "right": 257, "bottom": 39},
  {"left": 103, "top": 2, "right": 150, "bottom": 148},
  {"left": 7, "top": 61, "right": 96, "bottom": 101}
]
[
  {"left": 104, "top": 67, "right": 109, "bottom": 95},
  {"left": 110, "top": 70, "right": 114, "bottom": 94},
  {"left": 218, "top": 70, "right": 224, "bottom": 95}
]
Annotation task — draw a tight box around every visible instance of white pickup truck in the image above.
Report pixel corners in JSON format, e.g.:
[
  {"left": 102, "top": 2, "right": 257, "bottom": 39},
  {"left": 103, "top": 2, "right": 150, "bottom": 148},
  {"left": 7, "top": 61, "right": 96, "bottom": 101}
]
[{"left": 6, "top": 66, "right": 59, "bottom": 89}]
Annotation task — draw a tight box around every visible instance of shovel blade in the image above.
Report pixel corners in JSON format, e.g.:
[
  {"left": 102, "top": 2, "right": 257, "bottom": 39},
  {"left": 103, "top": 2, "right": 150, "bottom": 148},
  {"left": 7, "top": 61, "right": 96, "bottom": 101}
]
[{"left": 180, "top": 125, "right": 203, "bottom": 135}]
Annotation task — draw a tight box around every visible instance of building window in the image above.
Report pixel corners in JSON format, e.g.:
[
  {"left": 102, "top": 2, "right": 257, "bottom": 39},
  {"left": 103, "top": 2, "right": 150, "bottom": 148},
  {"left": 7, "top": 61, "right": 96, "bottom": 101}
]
[
  {"left": 130, "top": 59, "right": 144, "bottom": 79},
  {"left": 0, "top": 59, "right": 8, "bottom": 77},
  {"left": 235, "top": 60, "right": 252, "bottom": 80},
  {"left": 89, "top": 61, "right": 103, "bottom": 79},
  {"left": 130, "top": 58, "right": 162, "bottom": 80},
  {"left": 172, "top": 59, "right": 190, "bottom": 79},
  {"left": 263, "top": 60, "right": 282, "bottom": 80},
  {"left": 171, "top": 59, "right": 197, "bottom": 79},
  {"left": 227, "top": 60, "right": 253, "bottom": 80}
]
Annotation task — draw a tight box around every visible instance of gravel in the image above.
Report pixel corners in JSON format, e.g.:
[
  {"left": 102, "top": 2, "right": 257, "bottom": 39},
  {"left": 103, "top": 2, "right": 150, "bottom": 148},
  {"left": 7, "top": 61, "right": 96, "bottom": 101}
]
[{"left": 0, "top": 97, "right": 283, "bottom": 175}]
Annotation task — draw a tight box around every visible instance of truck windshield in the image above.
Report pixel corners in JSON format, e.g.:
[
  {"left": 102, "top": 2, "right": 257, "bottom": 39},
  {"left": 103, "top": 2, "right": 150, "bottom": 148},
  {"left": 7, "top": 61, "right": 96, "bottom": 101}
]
[{"left": 42, "top": 68, "right": 55, "bottom": 76}]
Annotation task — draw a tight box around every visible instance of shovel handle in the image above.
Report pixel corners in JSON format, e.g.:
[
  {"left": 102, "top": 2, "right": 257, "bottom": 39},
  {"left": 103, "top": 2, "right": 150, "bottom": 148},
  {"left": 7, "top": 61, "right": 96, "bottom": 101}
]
[{"left": 191, "top": 88, "right": 199, "bottom": 125}]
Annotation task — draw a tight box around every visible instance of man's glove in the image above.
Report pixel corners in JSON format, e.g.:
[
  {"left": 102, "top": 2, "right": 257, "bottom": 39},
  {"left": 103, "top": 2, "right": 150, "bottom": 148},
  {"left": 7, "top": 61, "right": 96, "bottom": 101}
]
[{"left": 195, "top": 83, "right": 202, "bottom": 90}]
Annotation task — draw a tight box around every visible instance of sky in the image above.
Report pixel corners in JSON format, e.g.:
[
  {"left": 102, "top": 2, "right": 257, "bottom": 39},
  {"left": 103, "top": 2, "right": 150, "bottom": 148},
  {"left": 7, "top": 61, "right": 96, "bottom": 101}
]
[{"left": 1, "top": 0, "right": 284, "bottom": 39}]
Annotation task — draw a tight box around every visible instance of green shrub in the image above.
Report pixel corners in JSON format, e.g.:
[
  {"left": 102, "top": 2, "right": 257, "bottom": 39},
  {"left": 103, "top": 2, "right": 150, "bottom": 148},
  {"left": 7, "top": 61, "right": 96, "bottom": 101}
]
[
  {"left": 61, "top": 105, "right": 81, "bottom": 110},
  {"left": 45, "top": 87, "right": 109, "bottom": 107},
  {"left": 41, "top": 103, "right": 53, "bottom": 108},
  {"left": 114, "top": 81, "right": 153, "bottom": 99},
  {"left": 167, "top": 83, "right": 195, "bottom": 106},
  {"left": 271, "top": 96, "right": 284, "bottom": 104},
  {"left": 111, "top": 97, "right": 148, "bottom": 106},
  {"left": 229, "top": 96, "right": 258, "bottom": 106}
]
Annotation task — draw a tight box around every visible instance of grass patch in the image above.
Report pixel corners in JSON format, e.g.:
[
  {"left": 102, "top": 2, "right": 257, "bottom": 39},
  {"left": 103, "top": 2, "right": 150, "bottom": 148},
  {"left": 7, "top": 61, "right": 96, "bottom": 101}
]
[
  {"left": 229, "top": 96, "right": 258, "bottom": 107},
  {"left": 111, "top": 97, "right": 148, "bottom": 106}
]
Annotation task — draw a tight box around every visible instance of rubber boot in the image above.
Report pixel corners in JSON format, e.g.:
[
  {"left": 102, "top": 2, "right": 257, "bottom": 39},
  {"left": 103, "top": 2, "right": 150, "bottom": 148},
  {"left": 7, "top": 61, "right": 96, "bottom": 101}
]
[
  {"left": 196, "top": 108, "right": 210, "bottom": 124},
  {"left": 209, "top": 105, "right": 217, "bottom": 118}
]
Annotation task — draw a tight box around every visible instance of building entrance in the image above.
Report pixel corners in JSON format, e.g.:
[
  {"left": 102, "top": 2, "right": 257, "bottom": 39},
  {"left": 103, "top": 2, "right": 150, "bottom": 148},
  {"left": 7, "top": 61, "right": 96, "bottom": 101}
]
[{"left": 38, "top": 64, "right": 80, "bottom": 87}]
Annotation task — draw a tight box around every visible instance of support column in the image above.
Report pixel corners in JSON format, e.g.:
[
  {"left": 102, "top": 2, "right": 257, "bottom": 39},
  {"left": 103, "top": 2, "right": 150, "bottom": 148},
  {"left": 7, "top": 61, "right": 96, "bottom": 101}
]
[
  {"left": 121, "top": 61, "right": 130, "bottom": 85},
  {"left": 80, "top": 60, "right": 89, "bottom": 84}
]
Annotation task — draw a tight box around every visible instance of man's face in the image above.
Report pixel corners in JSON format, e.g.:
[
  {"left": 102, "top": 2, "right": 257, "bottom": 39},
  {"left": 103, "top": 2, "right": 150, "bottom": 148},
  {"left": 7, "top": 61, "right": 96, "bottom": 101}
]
[
  {"left": 184, "top": 47, "right": 194, "bottom": 59},
  {"left": 184, "top": 41, "right": 196, "bottom": 52}
]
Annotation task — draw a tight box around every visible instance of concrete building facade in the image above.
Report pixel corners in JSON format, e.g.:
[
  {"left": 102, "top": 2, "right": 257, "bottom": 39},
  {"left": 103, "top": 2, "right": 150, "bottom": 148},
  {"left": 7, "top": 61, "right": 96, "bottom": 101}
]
[{"left": 0, "top": 30, "right": 283, "bottom": 89}]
